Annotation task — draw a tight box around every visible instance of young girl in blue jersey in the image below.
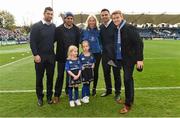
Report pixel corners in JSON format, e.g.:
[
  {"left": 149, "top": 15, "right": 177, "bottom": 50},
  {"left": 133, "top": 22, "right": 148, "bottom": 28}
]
[
  {"left": 65, "top": 45, "right": 82, "bottom": 107},
  {"left": 79, "top": 41, "right": 95, "bottom": 103}
]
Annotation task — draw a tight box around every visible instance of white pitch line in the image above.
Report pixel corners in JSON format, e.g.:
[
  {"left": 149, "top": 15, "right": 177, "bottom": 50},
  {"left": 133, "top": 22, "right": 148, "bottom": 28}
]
[
  {"left": 0, "top": 90, "right": 36, "bottom": 93},
  {"left": 0, "top": 87, "right": 180, "bottom": 93},
  {"left": 145, "top": 57, "right": 180, "bottom": 60},
  {"left": 0, "top": 56, "right": 32, "bottom": 69},
  {"left": 135, "top": 86, "right": 180, "bottom": 90}
]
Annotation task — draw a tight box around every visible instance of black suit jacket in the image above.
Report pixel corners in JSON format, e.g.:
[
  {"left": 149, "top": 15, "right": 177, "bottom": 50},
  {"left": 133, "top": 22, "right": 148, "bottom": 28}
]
[
  {"left": 54, "top": 24, "right": 80, "bottom": 63},
  {"left": 120, "top": 23, "right": 144, "bottom": 64}
]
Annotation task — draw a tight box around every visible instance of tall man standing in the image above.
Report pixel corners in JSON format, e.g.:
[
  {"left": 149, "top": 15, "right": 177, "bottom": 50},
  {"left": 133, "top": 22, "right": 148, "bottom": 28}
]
[
  {"left": 111, "top": 10, "right": 144, "bottom": 113},
  {"left": 30, "top": 7, "right": 56, "bottom": 106},
  {"left": 53, "top": 12, "right": 81, "bottom": 104},
  {"left": 99, "top": 9, "right": 121, "bottom": 102}
]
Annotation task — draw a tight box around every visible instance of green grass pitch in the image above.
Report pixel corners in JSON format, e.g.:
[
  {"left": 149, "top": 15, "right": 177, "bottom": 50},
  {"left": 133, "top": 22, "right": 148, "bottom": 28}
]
[{"left": 0, "top": 40, "right": 180, "bottom": 117}]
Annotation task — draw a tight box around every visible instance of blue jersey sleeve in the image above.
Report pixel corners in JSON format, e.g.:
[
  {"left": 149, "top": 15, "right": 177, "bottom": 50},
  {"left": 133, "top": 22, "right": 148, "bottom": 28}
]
[
  {"left": 79, "top": 59, "right": 82, "bottom": 70},
  {"left": 91, "top": 54, "right": 96, "bottom": 63},
  {"left": 79, "top": 53, "right": 83, "bottom": 60},
  {"left": 65, "top": 60, "right": 70, "bottom": 71}
]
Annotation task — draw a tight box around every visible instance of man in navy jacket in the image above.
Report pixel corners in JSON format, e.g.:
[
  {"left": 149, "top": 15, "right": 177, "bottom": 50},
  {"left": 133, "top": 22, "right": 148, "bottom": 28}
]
[{"left": 112, "top": 10, "right": 144, "bottom": 113}]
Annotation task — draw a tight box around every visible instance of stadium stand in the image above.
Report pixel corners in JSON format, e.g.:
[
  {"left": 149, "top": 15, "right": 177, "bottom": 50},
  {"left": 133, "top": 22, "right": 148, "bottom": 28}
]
[
  {"left": 137, "top": 25, "right": 180, "bottom": 40},
  {"left": 73, "top": 13, "right": 180, "bottom": 40},
  {"left": 0, "top": 28, "right": 29, "bottom": 45},
  {"left": 1, "top": 13, "right": 180, "bottom": 45}
]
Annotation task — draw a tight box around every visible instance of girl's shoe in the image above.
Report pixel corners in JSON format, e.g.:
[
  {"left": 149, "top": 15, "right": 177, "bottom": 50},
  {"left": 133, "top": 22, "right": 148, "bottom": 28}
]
[
  {"left": 69, "top": 100, "right": 75, "bottom": 107},
  {"left": 81, "top": 97, "right": 89, "bottom": 103},
  {"left": 75, "top": 99, "right": 81, "bottom": 106},
  {"left": 85, "top": 96, "right": 89, "bottom": 103}
]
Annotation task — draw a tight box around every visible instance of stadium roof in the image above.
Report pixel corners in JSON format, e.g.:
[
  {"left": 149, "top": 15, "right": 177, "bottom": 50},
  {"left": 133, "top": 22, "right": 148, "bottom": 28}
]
[{"left": 71, "top": 14, "right": 180, "bottom": 25}]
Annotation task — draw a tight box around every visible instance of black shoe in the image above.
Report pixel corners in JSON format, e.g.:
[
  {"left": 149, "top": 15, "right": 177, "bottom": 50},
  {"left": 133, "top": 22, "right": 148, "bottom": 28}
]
[
  {"left": 92, "top": 88, "right": 96, "bottom": 96},
  {"left": 101, "top": 91, "right": 112, "bottom": 97},
  {"left": 115, "top": 94, "right": 121, "bottom": 101},
  {"left": 115, "top": 94, "right": 124, "bottom": 104},
  {"left": 47, "top": 99, "right": 53, "bottom": 104},
  {"left": 37, "top": 99, "right": 43, "bottom": 106}
]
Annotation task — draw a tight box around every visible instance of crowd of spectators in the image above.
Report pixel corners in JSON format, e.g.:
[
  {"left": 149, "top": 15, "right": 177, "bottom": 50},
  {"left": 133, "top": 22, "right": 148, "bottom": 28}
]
[
  {"left": 136, "top": 24, "right": 180, "bottom": 40},
  {"left": 1, "top": 23, "right": 180, "bottom": 45},
  {"left": 0, "top": 28, "right": 29, "bottom": 45}
]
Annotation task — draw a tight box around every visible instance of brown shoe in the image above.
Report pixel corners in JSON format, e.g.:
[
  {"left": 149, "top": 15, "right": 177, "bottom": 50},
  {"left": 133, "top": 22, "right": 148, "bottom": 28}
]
[
  {"left": 53, "top": 97, "right": 59, "bottom": 104},
  {"left": 119, "top": 105, "right": 131, "bottom": 114},
  {"left": 116, "top": 99, "right": 124, "bottom": 104}
]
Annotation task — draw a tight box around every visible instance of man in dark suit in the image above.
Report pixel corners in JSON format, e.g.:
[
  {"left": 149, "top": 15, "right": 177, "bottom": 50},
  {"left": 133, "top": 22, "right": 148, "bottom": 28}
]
[
  {"left": 99, "top": 9, "right": 121, "bottom": 102},
  {"left": 111, "top": 10, "right": 144, "bottom": 113},
  {"left": 30, "top": 7, "right": 56, "bottom": 106}
]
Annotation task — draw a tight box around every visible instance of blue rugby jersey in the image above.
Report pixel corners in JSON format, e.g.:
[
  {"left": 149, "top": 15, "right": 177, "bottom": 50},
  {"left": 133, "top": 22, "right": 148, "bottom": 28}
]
[
  {"left": 79, "top": 53, "right": 95, "bottom": 68},
  {"left": 65, "top": 58, "right": 82, "bottom": 72}
]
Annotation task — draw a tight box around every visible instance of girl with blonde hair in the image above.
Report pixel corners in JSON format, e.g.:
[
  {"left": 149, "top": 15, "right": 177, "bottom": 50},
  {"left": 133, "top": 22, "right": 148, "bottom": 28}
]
[
  {"left": 79, "top": 40, "right": 95, "bottom": 103},
  {"left": 65, "top": 45, "right": 82, "bottom": 107},
  {"left": 81, "top": 14, "right": 102, "bottom": 96}
]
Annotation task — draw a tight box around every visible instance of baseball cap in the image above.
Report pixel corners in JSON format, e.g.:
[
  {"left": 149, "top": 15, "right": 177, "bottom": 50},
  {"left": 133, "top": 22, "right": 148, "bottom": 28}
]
[{"left": 64, "top": 12, "right": 74, "bottom": 19}]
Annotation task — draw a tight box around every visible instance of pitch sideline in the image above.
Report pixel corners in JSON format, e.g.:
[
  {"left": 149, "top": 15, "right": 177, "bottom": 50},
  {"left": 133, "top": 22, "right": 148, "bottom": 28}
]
[{"left": 0, "top": 86, "right": 180, "bottom": 93}]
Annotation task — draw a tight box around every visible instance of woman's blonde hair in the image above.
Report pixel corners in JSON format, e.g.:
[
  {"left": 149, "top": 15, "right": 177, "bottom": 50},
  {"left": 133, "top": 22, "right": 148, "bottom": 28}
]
[
  {"left": 67, "top": 45, "right": 78, "bottom": 59},
  {"left": 85, "top": 14, "right": 99, "bottom": 29}
]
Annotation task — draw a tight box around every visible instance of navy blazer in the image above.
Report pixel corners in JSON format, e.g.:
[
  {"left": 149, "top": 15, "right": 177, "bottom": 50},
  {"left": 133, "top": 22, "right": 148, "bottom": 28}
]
[{"left": 120, "top": 23, "right": 144, "bottom": 64}]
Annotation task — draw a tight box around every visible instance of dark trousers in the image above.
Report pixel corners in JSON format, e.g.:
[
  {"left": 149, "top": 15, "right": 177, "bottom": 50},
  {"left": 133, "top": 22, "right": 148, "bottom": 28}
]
[
  {"left": 54, "top": 62, "right": 65, "bottom": 97},
  {"left": 102, "top": 54, "right": 121, "bottom": 95},
  {"left": 122, "top": 61, "right": 135, "bottom": 106},
  {"left": 92, "top": 53, "right": 102, "bottom": 90},
  {"left": 65, "top": 74, "right": 69, "bottom": 94},
  {"left": 35, "top": 60, "right": 55, "bottom": 100}
]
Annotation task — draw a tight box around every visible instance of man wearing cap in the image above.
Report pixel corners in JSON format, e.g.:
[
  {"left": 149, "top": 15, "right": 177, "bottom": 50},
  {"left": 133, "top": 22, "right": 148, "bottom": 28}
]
[{"left": 53, "top": 12, "right": 81, "bottom": 104}]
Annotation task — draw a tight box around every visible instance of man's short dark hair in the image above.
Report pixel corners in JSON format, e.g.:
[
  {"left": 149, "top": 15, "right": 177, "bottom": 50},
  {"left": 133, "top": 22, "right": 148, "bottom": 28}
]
[
  {"left": 101, "top": 9, "right": 110, "bottom": 13},
  {"left": 44, "top": 7, "right": 53, "bottom": 13}
]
